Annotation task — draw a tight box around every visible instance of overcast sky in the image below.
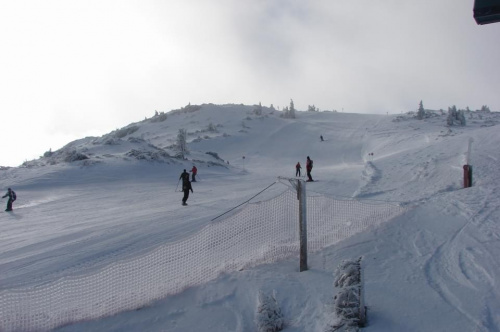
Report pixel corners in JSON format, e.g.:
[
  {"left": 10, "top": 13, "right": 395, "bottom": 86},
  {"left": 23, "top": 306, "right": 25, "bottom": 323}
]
[{"left": 1, "top": 0, "right": 499, "bottom": 167}]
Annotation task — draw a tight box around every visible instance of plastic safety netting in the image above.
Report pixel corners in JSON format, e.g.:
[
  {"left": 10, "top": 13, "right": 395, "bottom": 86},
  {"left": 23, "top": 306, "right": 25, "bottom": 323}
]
[{"left": 0, "top": 189, "right": 406, "bottom": 331}]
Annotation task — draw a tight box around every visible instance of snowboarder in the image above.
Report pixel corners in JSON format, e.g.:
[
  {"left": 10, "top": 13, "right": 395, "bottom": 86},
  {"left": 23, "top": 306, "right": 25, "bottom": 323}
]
[
  {"left": 179, "top": 169, "right": 190, "bottom": 185},
  {"left": 295, "top": 162, "right": 302, "bottom": 177},
  {"left": 190, "top": 165, "right": 198, "bottom": 182},
  {"left": 320, "top": 135, "right": 324, "bottom": 142},
  {"left": 306, "top": 156, "right": 314, "bottom": 182},
  {"left": 182, "top": 179, "right": 193, "bottom": 206},
  {"left": 2, "top": 188, "right": 16, "bottom": 212}
]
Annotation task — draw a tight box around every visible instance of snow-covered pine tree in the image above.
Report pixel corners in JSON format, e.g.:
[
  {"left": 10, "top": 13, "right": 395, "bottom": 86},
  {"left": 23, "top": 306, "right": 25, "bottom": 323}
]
[
  {"left": 256, "top": 290, "right": 284, "bottom": 332},
  {"left": 326, "top": 258, "right": 365, "bottom": 332},
  {"left": 447, "top": 106, "right": 457, "bottom": 126},
  {"left": 254, "top": 102, "right": 263, "bottom": 115},
  {"left": 457, "top": 109, "right": 466, "bottom": 126},
  {"left": 289, "top": 99, "right": 296, "bottom": 118},
  {"left": 176, "top": 128, "right": 188, "bottom": 159},
  {"left": 417, "top": 100, "right": 425, "bottom": 120}
]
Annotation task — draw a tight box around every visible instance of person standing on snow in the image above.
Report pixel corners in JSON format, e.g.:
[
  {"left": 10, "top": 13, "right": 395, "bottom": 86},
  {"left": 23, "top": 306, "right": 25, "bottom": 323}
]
[
  {"left": 179, "top": 169, "right": 190, "bottom": 185},
  {"left": 190, "top": 165, "right": 198, "bottom": 182},
  {"left": 295, "top": 162, "right": 302, "bottom": 177},
  {"left": 306, "top": 156, "right": 314, "bottom": 182},
  {"left": 182, "top": 179, "right": 193, "bottom": 206},
  {"left": 2, "top": 188, "right": 16, "bottom": 212}
]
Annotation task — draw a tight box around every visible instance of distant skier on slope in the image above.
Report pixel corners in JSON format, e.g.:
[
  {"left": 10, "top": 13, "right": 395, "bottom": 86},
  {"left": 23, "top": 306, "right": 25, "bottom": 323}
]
[
  {"left": 320, "top": 135, "right": 324, "bottom": 142},
  {"left": 182, "top": 179, "right": 193, "bottom": 206},
  {"left": 296, "top": 162, "right": 302, "bottom": 177},
  {"left": 190, "top": 165, "right": 198, "bottom": 182},
  {"left": 2, "top": 188, "right": 16, "bottom": 212},
  {"left": 306, "top": 156, "right": 314, "bottom": 182}
]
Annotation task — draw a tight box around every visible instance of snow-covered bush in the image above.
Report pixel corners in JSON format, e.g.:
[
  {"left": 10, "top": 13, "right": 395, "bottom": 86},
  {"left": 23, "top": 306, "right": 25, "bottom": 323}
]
[
  {"left": 308, "top": 104, "right": 319, "bottom": 112},
  {"left": 64, "top": 150, "right": 89, "bottom": 163},
  {"left": 114, "top": 125, "right": 139, "bottom": 139},
  {"left": 43, "top": 149, "right": 53, "bottom": 158},
  {"left": 256, "top": 290, "right": 284, "bottom": 332},
  {"left": 150, "top": 112, "right": 167, "bottom": 123},
  {"left": 206, "top": 151, "right": 223, "bottom": 161},
  {"left": 125, "top": 149, "right": 170, "bottom": 161},
  {"left": 254, "top": 102, "right": 263, "bottom": 115},
  {"left": 447, "top": 106, "right": 466, "bottom": 126},
  {"left": 207, "top": 122, "right": 218, "bottom": 132}
]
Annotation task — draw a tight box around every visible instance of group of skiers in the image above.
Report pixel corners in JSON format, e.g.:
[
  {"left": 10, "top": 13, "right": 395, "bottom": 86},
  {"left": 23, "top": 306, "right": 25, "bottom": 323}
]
[
  {"left": 179, "top": 156, "right": 314, "bottom": 207},
  {"left": 295, "top": 156, "right": 314, "bottom": 182}
]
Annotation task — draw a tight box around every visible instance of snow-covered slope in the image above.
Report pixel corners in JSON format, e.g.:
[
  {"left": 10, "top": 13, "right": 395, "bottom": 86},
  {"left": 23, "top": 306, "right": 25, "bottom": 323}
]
[{"left": 1, "top": 105, "right": 499, "bottom": 331}]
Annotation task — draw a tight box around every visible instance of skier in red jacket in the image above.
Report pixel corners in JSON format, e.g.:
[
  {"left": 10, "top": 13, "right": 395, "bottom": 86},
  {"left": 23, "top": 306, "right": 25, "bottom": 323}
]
[{"left": 190, "top": 165, "right": 198, "bottom": 182}]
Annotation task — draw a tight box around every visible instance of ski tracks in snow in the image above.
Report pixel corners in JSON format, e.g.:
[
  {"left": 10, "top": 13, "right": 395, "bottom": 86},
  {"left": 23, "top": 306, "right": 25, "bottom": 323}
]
[{"left": 423, "top": 186, "right": 500, "bottom": 331}]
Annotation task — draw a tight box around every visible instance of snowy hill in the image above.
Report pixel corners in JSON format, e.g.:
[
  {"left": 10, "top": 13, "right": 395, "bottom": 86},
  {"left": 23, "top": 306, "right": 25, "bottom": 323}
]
[{"left": 1, "top": 104, "right": 500, "bottom": 331}]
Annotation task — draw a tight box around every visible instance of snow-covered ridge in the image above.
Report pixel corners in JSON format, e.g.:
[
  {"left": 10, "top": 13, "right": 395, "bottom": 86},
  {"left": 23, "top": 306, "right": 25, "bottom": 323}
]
[{"left": 1, "top": 104, "right": 500, "bottom": 331}]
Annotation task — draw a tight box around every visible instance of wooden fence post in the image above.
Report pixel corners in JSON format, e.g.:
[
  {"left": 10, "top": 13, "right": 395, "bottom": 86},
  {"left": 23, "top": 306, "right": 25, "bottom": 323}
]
[{"left": 298, "top": 179, "right": 308, "bottom": 272}]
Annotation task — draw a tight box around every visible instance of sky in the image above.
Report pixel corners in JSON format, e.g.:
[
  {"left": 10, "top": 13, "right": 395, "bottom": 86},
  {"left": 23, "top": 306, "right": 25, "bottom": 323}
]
[{"left": 1, "top": 0, "right": 499, "bottom": 167}]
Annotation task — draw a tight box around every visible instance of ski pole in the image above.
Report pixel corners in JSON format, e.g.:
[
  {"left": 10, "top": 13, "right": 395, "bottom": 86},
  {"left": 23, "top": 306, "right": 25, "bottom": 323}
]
[{"left": 175, "top": 178, "right": 181, "bottom": 192}]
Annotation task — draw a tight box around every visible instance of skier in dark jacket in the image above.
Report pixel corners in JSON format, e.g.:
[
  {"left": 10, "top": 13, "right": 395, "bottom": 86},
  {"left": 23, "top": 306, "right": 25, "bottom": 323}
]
[
  {"left": 182, "top": 180, "right": 193, "bottom": 206},
  {"left": 295, "top": 162, "right": 302, "bottom": 177},
  {"left": 2, "top": 188, "right": 16, "bottom": 212},
  {"left": 306, "top": 156, "right": 314, "bottom": 182},
  {"left": 179, "top": 169, "right": 190, "bottom": 184}
]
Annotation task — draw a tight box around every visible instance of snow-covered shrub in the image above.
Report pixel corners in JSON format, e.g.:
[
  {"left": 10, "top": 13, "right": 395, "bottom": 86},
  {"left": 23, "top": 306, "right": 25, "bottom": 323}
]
[
  {"left": 125, "top": 149, "right": 170, "bottom": 161},
  {"left": 206, "top": 151, "right": 223, "bottom": 161},
  {"left": 308, "top": 104, "right": 319, "bottom": 112},
  {"left": 326, "top": 258, "right": 365, "bottom": 332},
  {"left": 254, "top": 102, "right": 263, "bottom": 115},
  {"left": 256, "top": 290, "right": 284, "bottom": 332},
  {"left": 207, "top": 122, "right": 218, "bottom": 132},
  {"left": 114, "top": 125, "right": 139, "bottom": 138},
  {"left": 103, "top": 138, "right": 121, "bottom": 145},
  {"left": 478, "top": 105, "right": 491, "bottom": 112},
  {"left": 64, "top": 150, "right": 89, "bottom": 163},
  {"left": 43, "top": 149, "right": 53, "bottom": 158},
  {"left": 150, "top": 112, "right": 167, "bottom": 123},
  {"left": 127, "top": 137, "right": 146, "bottom": 144}
]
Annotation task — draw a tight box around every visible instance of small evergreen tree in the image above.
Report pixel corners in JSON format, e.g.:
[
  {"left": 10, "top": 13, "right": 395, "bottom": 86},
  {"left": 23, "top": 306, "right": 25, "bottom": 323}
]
[
  {"left": 457, "top": 109, "right": 466, "bottom": 126},
  {"left": 254, "top": 102, "right": 263, "bottom": 115},
  {"left": 256, "top": 290, "right": 284, "bottom": 332},
  {"left": 480, "top": 105, "right": 491, "bottom": 112},
  {"left": 289, "top": 99, "right": 296, "bottom": 118},
  {"left": 417, "top": 100, "right": 425, "bottom": 120},
  {"left": 176, "top": 128, "right": 188, "bottom": 159},
  {"left": 447, "top": 106, "right": 457, "bottom": 126}
]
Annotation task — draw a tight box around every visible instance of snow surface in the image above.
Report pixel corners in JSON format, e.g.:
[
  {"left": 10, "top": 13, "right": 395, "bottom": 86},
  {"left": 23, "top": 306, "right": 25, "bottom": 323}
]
[{"left": 1, "top": 105, "right": 500, "bottom": 331}]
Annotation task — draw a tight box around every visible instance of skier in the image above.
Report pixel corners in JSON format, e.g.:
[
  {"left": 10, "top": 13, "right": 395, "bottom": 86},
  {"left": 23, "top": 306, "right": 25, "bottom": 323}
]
[
  {"left": 320, "top": 135, "right": 324, "bottom": 142},
  {"left": 295, "top": 162, "right": 302, "bottom": 177},
  {"left": 306, "top": 156, "right": 314, "bottom": 182},
  {"left": 179, "top": 169, "right": 190, "bottom": 185},
  {"left": 190, "top": 165, "right": 198, "bottom": 182},
  {"left": 2, "top": 188, "right": 16, "bottom": 212},
  {"left": 182, "top": 179, "right": 193, "bottom": 206}
]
